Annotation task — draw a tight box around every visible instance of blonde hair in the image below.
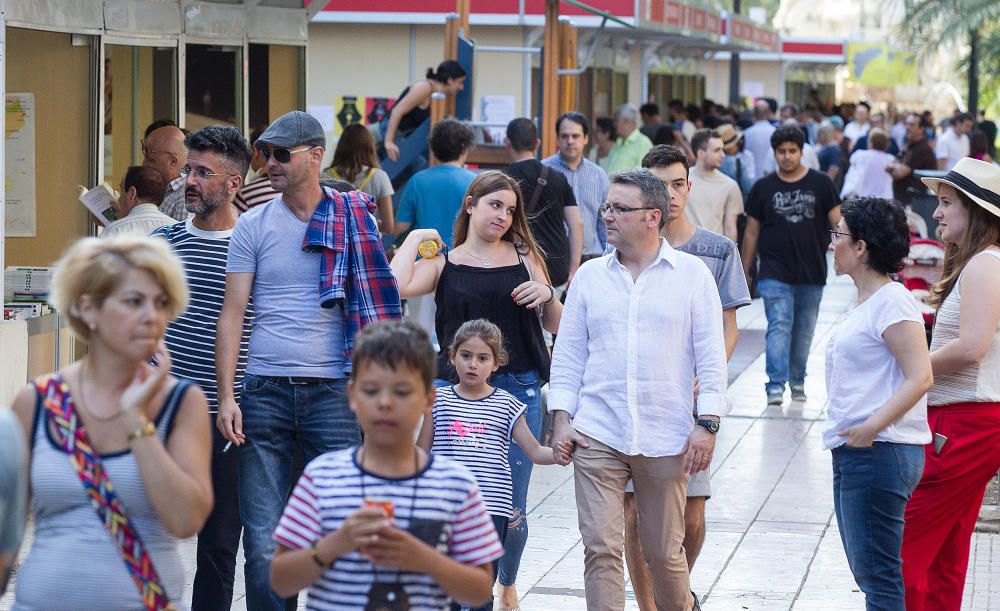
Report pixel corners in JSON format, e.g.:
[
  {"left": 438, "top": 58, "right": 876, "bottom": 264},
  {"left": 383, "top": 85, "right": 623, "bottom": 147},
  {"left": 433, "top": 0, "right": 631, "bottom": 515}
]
[
  {"left": 452, "top": 170, "right": 549, "bottom": 281},
  {"left": 449, "top": 318, "right": 509, "bottom": 367},
  {"left": 49, "top": 236, "right": 189, "bottom": 340}
]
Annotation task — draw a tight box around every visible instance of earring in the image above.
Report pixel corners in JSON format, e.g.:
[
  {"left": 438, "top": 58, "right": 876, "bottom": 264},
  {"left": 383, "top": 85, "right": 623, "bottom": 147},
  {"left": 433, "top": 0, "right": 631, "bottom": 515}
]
[{"left": 88, "top": 322, "right": 96, "bottom": 332}]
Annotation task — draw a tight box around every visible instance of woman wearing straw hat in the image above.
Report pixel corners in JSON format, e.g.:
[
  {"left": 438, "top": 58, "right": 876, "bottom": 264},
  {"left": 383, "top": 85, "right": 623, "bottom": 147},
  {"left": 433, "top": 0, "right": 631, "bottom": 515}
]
[{"left": 900, "top": 157, "right": 1000, "bottom": 611}]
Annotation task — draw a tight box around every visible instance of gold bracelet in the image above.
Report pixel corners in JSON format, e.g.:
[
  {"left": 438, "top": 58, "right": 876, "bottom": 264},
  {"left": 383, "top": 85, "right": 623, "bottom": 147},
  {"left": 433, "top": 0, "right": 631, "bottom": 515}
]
[{"left": 127, "top": 421, "right": 156, "bottom": 443}]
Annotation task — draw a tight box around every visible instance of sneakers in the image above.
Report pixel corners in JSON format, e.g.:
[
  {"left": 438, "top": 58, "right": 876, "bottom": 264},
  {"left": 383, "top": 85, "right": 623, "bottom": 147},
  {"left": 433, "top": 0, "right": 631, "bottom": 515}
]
[
  {"left": 766, "top": 386, "right": 784, "bottom": 405},
  {"left": 791, "top": 385, "right": 807, "bottom": 402}
]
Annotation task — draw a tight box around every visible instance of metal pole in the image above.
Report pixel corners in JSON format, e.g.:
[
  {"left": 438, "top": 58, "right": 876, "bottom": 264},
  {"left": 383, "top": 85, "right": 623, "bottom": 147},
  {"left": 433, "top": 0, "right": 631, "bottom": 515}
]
[
  {"left": 728, "top": 0, "right": 741, "bottom": 108},
  {"left": 968, "top": 28, "right": 979, "bottom": 118}
]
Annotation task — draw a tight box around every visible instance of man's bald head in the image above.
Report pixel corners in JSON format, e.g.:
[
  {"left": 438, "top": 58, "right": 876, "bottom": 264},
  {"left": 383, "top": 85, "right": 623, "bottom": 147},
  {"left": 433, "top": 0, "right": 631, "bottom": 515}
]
[{"left": 143, "top": 125, "right": 188, "bottom": 181}]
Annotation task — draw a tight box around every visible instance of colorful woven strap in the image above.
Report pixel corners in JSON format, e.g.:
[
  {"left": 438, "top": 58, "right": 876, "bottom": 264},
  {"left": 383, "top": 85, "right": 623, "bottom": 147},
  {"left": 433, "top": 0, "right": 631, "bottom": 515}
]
[{"left": 34, "top": 373, "right": 175, "bottom": 611}]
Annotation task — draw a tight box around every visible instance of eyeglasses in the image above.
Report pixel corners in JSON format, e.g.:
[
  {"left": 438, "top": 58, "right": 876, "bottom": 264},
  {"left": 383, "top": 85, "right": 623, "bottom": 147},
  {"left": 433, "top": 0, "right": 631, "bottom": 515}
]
[
  {"left": 830, "top": 230, "right": 855, "bottom": 243},
  {"left": 179, "top": 166, "right": 231, "bottom": 180},
  {"left": 257, "top": 145, "right": 313, "bottom": 163},
  {"left": 598, "top": 203, "right": 658, "bottom": 217}
]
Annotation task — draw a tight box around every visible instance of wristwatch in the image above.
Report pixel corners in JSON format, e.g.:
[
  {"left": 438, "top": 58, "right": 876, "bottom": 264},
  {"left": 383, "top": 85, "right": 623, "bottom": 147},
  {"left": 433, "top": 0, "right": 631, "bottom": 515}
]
[{"left": 696, "top": 418, "right": 720, "bottom": 434}]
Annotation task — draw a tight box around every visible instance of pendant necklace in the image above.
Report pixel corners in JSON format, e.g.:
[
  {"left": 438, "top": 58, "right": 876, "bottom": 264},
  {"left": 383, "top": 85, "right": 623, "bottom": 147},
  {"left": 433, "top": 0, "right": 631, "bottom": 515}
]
[{"left": 464, "top": 248, "right": 492, "bottom": 268}]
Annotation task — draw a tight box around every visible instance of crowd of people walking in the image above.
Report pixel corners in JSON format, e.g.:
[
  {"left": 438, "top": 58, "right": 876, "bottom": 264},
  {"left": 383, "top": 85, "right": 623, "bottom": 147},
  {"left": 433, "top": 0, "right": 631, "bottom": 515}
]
[{"left": 1, "top": 79, "right": 999, "bottom": 611}]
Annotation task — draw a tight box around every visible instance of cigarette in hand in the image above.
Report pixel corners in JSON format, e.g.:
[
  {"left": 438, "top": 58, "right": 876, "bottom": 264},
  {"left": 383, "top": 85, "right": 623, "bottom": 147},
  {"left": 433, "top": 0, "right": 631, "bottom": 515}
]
[{"left": 223, "top": 441, "right": 233, "bottom": 453}]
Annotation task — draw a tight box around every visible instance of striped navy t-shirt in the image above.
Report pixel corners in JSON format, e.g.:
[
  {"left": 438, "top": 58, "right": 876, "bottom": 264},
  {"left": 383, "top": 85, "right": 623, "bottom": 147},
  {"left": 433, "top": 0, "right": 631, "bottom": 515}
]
[
  {"left": 273, "top": 448, "right": 503, "bottom": 611},
  {"left": 431, "top": 386, "right": 526, "bottom": 518},
  {"left": 151, "top": 220, "right": 252, "bottom": 411}
]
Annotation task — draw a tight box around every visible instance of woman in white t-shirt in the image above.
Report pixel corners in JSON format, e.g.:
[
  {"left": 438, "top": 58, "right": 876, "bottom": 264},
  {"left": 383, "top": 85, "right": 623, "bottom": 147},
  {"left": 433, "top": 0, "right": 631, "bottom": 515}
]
[
  {"left": 840, "top": 128, "right": 895, "bottom": 200},
  {"left": 825, "top": 197, "right": 933, "bottom": 610}
]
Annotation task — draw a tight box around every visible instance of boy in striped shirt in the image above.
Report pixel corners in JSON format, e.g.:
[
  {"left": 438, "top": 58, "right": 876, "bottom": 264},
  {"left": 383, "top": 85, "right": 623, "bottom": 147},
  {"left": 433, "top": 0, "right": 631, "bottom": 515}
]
[{"left": 270, "top": 320, "right": 502, "bottom": 610}]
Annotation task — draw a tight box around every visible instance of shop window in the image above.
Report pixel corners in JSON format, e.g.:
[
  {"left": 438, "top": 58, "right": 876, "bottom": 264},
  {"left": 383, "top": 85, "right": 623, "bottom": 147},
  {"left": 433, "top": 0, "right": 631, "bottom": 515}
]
[
  {"left": 248, "top": 43, "right": 304, "bottom": 132},
  {"left": 185, "top": 44, "right": 243, "bottom": 131},
  {"left": 104, "top": 44, "right": 176, "bottom": 185}
]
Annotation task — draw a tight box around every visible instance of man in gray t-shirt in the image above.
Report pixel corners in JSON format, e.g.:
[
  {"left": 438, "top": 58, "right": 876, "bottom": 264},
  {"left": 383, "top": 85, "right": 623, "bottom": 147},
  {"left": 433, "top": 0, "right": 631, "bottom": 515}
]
[
  {"left": 0, "top": 408, "right": 27, "bottom": 594},
  {"left": 217, "top": 111, "right": 375, "bottom": 611},
  {"left": 622, "top": 144, "right": 751, "bottom": 609}
]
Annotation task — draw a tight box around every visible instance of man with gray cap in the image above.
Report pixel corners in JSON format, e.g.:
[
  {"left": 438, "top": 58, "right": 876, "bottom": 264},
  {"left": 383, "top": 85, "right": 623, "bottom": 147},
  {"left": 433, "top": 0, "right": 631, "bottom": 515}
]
[{"left": 216, "top": 110, "right": 362, "bottom": 610}]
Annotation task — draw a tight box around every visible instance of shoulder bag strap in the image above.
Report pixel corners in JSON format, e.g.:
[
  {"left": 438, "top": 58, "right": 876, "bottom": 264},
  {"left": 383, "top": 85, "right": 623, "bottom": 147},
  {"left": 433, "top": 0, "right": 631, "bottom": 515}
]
[
  {"left": 33, "top": 374, "right": 176, "bottom": 611},
  {"left": 526, "top": 164, "right": 549, "bottom": 215},
  {"left": 357, "top": 167, "right": 377, "bottom": 191}
]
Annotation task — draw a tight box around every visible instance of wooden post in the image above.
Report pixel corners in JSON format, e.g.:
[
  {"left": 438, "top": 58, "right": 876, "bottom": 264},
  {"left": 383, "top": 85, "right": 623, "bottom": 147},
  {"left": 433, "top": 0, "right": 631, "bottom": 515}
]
[
  {"left": 559, "top": 18, "right": 578, "bottom": 116},
  {"left": 541, "top": 0, "right": 560, "bottom": 158},
  {"left": 433, "top": 14, "right": 460, "bottom": 128}
]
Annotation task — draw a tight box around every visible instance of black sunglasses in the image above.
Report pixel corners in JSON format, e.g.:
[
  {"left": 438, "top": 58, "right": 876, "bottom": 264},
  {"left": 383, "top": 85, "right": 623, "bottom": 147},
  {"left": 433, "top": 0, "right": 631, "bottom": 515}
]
[{"left": 257, "top": 145, "right": 313, "bottom": 163}]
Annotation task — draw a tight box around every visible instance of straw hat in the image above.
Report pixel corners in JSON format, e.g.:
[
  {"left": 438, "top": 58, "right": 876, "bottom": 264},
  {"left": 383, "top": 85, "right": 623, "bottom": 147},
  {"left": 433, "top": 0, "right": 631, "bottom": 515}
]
[
  {"left": 717, "top": 124, "right": 743, "bottom": 156},
  {"left": 921, "top": 157, "right": 1000, "bottom": 219}
]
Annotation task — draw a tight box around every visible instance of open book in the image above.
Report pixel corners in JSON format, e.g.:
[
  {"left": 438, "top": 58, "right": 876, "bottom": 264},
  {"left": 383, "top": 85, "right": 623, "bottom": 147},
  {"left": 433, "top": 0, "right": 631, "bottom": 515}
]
[{"left": 78, "top": 183, "right": 119, "bottom": 226}]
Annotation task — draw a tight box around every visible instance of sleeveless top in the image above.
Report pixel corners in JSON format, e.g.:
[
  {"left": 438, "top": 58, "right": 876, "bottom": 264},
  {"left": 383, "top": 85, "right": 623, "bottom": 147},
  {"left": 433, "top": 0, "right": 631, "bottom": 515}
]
[
  {"left": 928, "top": 249, "right": 1000, "bottom": 406},
  {"left": 434, "top": 252, "right": 551, "bottom": 383},
  {"left": 13, "top": 380, "right": 192, "bottom": 611},
  {"left": 394, "top": 85, "right": 431, "bottom": 135}
]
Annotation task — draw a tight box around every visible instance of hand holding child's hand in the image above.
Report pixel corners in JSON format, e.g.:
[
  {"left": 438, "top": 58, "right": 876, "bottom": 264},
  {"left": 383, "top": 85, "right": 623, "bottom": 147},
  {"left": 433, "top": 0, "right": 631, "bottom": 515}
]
[
  {"left": 554, "top": 440, "right": 575, "bottom": 466},
  {"left": 364, "top": 524, "right": 430, "bottom": 571}
]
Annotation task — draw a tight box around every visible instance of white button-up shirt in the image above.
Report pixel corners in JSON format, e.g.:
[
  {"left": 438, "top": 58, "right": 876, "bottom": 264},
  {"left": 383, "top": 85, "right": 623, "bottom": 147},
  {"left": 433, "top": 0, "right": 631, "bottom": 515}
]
[
  {"left": 548, "top": 238, "right": 728, "bottom": 457},
  {"left": 100, "top": 203, "right": 176, "bottom": 238}
]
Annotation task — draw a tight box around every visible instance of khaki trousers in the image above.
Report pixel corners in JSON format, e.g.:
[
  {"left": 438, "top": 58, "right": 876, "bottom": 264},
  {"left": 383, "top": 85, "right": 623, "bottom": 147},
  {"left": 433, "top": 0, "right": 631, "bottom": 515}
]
[{"left": 574, "top": 435, "right": 692, "bottom": 611}]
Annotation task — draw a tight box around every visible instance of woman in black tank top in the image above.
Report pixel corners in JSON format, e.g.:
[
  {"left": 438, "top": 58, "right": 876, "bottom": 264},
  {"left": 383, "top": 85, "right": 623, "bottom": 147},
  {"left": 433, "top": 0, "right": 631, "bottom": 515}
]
[
  {"left": 390, "top": 171, "right": 561, "bottom": 608},
  {"left": 381, "top": 60, "right": 467, "bottom": 163}
]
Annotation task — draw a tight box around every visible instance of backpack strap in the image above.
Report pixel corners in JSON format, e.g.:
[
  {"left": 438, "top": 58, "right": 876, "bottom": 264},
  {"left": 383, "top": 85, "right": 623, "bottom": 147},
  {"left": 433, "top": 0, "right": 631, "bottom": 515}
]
[
  {"left": 33, "top": 373, "right": 176, "bottom": 611},
  {"left": 526, "top": 164, "right": 550, "bottom": 215},
  {"left": 357, "top": 167, "right": 377, "bottom": 191}
]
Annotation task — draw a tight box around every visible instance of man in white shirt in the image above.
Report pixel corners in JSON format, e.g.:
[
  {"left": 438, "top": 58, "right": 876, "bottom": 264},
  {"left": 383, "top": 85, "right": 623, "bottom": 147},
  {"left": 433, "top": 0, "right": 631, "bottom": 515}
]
[
  {"left": 101, "top": 166, "right": 174, "bottom": 238},
  {"left": 549, "top": 169, "right": 728, "bottom": 611},
  {"left": 743, "top": 101, "right": 777, "bottom": 180},
  {"left": 843, "top": 101, "right": 871, "bottom": 149},
  {"left": 687, "top": 129, "right": 743, "bottom": 242},
  {"left": 936, "top": 112, "right": 974, "bottom": 171}
]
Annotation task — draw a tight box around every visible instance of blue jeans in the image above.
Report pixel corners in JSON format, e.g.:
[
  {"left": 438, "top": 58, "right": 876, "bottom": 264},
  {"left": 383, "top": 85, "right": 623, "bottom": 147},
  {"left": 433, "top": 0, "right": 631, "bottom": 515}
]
[
  {"left": 832, "top": 442, "right": 924, "bottom": 611},
  {"left": 238, "top": 375, "right": 360, "bottom": 611},
  {"left": 757, "top": 279, "right": 824, "bottom": 392},
  {"left": 493, "top": 369, "right": 541, "bottom": 588}
]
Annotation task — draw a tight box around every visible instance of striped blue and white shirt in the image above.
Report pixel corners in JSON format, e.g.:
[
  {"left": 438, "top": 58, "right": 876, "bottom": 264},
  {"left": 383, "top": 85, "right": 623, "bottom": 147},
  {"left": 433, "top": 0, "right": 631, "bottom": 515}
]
[
  {"left": 543, "top": 153, "right": 609, "bottom": 257},
  {"left": 273, "top": 448, "right": 503, "bottom": 611},
  {"left": 151, "top": 220, "right": 252, "bottom": 412},
  {"left": 430, "top": 386, "right": 525, "bottom": 518}
]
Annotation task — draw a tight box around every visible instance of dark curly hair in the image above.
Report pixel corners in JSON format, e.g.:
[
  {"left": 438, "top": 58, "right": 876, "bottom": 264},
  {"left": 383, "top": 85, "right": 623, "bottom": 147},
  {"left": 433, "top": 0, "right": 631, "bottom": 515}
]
[
  {"left": 840, "top": 197, "right": 911, "bottom": 275},
  {"left": 770, "top": 124, "right": 805, "bottom": 151}
]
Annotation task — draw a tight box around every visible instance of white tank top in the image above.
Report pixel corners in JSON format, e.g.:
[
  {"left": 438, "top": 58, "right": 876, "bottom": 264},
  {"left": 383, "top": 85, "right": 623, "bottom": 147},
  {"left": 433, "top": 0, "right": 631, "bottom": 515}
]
[{"left": 928, "top": 249, "right": 1000, "bottom": 405}]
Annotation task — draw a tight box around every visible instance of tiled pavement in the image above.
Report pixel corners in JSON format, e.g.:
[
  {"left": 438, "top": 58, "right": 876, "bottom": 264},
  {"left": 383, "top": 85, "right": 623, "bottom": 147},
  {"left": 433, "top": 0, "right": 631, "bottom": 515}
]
[{"left": 4, "top": 267, "right": 1000, "bottom": 610}]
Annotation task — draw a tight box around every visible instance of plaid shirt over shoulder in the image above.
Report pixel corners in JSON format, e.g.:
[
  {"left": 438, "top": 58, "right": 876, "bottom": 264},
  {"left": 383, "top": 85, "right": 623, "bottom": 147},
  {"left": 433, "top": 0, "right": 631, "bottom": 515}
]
[{"left": 303, "top": 188, "right": 403, "bottom": 361}]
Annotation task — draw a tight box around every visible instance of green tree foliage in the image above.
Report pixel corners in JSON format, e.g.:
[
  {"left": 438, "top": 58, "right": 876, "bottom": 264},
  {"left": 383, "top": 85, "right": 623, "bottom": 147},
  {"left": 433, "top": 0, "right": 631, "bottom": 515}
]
[{"left": 899, "top": 0, "right": 1000, "bottom": 114}]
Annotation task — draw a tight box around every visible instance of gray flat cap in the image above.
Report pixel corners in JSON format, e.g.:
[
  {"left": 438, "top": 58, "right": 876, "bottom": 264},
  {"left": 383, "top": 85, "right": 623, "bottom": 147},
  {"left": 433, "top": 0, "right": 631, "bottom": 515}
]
[{"left": 256, "top": 111, "right": 326, "bottom": 148}]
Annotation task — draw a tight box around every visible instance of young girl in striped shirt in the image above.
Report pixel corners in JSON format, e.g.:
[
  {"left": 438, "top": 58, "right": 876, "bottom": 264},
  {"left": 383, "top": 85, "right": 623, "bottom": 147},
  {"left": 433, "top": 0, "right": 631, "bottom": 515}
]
[{"left": 418, "top": 319, "right": 569, "bottom": 610}]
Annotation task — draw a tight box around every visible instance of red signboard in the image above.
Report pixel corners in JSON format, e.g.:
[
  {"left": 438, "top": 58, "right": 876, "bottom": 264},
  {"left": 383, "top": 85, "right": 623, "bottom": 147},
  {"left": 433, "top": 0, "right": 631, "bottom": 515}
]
[{"left": 319, "top": 0, "right": 635, "bottom": 16}]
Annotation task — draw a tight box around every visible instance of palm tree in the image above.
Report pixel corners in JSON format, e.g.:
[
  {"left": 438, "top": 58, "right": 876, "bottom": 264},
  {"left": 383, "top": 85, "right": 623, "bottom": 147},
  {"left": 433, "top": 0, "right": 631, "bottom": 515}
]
[{"left": 896, "top": 0, "right": 1000, "bottom": 115}]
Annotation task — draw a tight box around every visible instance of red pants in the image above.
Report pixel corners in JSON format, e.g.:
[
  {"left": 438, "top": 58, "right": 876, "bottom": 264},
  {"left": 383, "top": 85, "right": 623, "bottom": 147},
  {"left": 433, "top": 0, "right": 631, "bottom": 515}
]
[{"left": 901, "top": 402, "right": 1000, "bottom": 611}]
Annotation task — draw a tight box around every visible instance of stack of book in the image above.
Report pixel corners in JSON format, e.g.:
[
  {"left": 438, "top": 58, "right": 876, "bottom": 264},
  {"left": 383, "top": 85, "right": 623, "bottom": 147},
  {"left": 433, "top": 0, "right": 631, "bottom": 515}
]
[{"left": 4, "top": 266, "right": 53, "bottom": 320}]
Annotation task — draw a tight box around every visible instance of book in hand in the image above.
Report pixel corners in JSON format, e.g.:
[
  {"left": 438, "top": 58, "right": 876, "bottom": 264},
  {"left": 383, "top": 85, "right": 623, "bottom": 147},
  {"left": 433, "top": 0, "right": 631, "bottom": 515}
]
[{"left": 78, "top": 183, "right": 119, "bottom": 226}]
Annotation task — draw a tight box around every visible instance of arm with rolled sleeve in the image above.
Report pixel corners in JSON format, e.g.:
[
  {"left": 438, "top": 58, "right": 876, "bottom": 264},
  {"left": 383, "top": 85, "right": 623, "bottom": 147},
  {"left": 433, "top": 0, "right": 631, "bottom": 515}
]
[
  {"left": 546, "top": 276, "right": 591, "bottom": 418},
  {"left": 690, "top": 267, "right": 729, "bottom": 418}
]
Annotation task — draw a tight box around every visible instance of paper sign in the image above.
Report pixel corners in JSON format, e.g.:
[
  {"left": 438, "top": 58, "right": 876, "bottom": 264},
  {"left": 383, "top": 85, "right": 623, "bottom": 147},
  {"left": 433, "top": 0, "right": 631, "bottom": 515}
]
[{"left": 307, "top": 105, "right": 336, "bottom": 133}]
